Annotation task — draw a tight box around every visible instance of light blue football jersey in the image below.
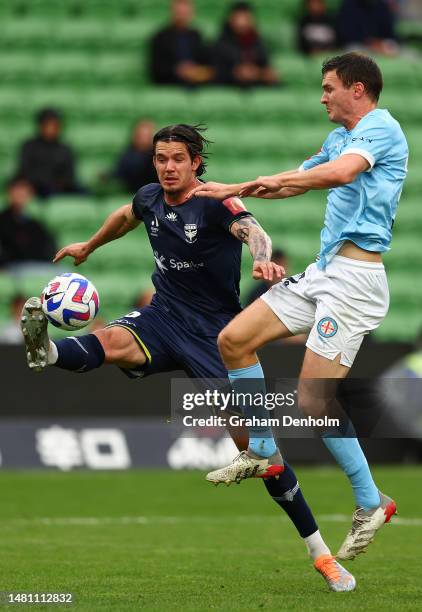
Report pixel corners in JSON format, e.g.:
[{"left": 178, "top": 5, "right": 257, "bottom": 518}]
[{"left": 301, "top": 108, "right": 408, "bottom": 269}]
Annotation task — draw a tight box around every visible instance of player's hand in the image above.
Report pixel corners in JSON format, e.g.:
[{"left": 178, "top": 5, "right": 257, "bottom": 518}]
[
  {"left": 186, "top": 182, "right": 239, "bottom": 201},
  {"left": 240, "top": 177, "right": 282, "bottom": 197},
  {"left": 253, "top": 260, "right": 284, "bottom": 281},
  {"left": 53, "top": 242, "right": 91, "bottom": 266},
  {"left": 238, "top": 184, "right": 268, "bottom": 198}
]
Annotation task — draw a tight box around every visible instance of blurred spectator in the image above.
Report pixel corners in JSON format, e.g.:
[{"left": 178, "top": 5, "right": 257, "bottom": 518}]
[
  {"left": 0, "top": 177, "right": 56, "bottom": 269},
  {"left": 111, "top": 120, "right": 157, "bottom": 193},
  {"left": 297, "top": 0, "right": 338, "bottom": 55},
  {"left": 0, "top": 294, "right": 26, "bottom": 345},
  {"left": 245, "top": 249, "right": 288, "bottom": 306},
  {"left": 213, "top": 2, "right": 279, "bottom": 87},
  {"left": 16, "top": 107, "right": 84, "bottom": 199},
  {"left": 149, "top": 0, "right": 214, "bottom": 86},
  {"left": 337, "top": 0, "right": 399, "bottom": 56}
]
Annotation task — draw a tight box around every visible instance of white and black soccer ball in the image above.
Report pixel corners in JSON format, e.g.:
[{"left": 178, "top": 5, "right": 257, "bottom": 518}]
[{"left": 41, "top": 273, "right": 100, "bottom": 331}]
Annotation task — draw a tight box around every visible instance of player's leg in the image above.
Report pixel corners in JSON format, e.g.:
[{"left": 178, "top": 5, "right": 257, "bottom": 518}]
[
  {"left": 209, "top": 277, "right": 315, "bottom": 478},
  {"left": 220, "top": 298, "right": 293, "bottom": 464},
  {"left": 217, "top": 295, "right": 294, "bottom": 368},
  {"left": 51, "top": 326, "right": 145, "bottom": 372},
  {"left": 299, "top": 257, "right": 395, "bottom": 559},
  {"left": 298, "top": 347, "right": 396, "bottom": 559},
  {"left": 181, "top": 328, "right": 319, "bottom": 548},
  {"left": 22, "top": 298, "right": 147, "bottom": 373},
  {"left": 231, "top": 429, "right": 355, "bottom": 592},
  {"left": 299, "top": 348, "right": 380, "bottom": 509},
  {"left": 183, "top": 328, "right": 355, "bottom": 592}
]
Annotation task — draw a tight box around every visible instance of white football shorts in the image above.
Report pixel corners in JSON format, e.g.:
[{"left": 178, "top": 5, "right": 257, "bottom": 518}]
[{"left": 261, "top": 255, "right": 389, "bottom": 367}]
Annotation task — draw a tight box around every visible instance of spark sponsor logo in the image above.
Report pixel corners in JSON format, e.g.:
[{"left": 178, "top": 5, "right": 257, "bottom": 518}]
[
  {"left": 166, "top": 211, "right": 178, "bottom": 222},
  {"left": 153, "top": 251, "right": 204, "bottom": 273},
  {"left": 170, "top": 258, "right": 204, "bottom": 271}
]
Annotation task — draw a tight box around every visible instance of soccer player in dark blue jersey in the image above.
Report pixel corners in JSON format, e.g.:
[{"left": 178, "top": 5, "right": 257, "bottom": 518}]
[{"left": 21, "top": 124, "right": 355, "bottom": 591}]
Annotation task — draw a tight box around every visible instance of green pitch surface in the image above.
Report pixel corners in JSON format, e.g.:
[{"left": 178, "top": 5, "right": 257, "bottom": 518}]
[{"left": 0, "top": 467, "right": 421, "bottom": 611}]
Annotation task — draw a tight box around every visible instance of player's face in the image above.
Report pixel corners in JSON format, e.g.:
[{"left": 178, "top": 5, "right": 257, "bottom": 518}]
[
  {"left": 320, "top": 70, "right": 354, "bottom": 125},
  {"left": 154, "top": 141, "right": 200, "bottom": 195}
]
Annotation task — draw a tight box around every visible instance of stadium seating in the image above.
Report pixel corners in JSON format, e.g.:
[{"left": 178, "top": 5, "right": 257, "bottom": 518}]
[{"left": 0, "top": 0, "right": 420, "bottom": 342}]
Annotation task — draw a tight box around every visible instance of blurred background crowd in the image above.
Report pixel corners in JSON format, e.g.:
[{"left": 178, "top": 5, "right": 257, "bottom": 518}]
[{"left": 0, "top": 0, "right": 420, "bottom": 352}]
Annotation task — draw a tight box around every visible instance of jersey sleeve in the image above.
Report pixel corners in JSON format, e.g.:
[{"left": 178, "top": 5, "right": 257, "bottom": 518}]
[
  {"left": 340, "top": 120, "right": 392, "bottom": 170},
  {"left": 299, "top": 139, "right": 330, "bottom": 171},
  {"left": 215, "top": 197, "right": 252, "bottom": 231},
  {"left": 131, "top": 186, "right": 146, "bottom": 220},
  {"left": 132, "top": 183, "right": 161, "bottom": 219}
]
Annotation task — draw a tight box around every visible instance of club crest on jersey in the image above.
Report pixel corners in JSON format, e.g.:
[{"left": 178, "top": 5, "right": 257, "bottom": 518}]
[
  {"left": 166, "top": 211, "right": 178, "bottom": 222},
  {"left": 151, "top": 215, "right": 159, "bottom": 237},
  {"left": 317, "top": 317, "right": 338, "bottom": 338},
  {"left": 184, "top": 223, "right": 197, "bottom": 243}
]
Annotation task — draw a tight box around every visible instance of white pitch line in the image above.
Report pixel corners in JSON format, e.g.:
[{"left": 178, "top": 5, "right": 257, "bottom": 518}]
[
  {"left": 318, "top": 514, "right": 422, "bottom": 526},
  {"left": 5, "top": 515, "right": 422, "bottom": 527}
]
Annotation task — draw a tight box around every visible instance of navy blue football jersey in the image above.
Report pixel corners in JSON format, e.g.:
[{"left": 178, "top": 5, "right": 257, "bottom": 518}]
[{"left": 132, "top": 183, "right": 252, "bottom": 334}]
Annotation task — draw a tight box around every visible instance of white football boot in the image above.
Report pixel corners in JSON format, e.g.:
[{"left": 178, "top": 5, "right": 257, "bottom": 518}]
[
  {"left": 314, "top": 554, "right": 356, "bottom": 592},
  {"left": 337, "top": 491, "right": 397, "bottom": 560},
  {"left": 21, "top": 297, "right": 50, "bottom": 372},
  {"left": 206, "top": 449, "right": 284, "bottom": 485}
]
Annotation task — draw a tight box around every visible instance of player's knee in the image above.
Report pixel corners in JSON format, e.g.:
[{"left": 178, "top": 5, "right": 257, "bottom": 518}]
[
  {"left": 297, "top": 391, "right": 314, "bottom": 417},
  {"left": 93, "top": 327, "right": 134, "bottom": 364},
  {"left": 93, "top": 327, "right": 118, "bottom": 362},
  {"left": 297, "top": 389, "right": 327, "bottom": 418},
  {"left": 218, "top": 327, "right": 248, "bottom": 361},
  {"left": 217, "top": 328, "right": 234, "bottom": 360}
]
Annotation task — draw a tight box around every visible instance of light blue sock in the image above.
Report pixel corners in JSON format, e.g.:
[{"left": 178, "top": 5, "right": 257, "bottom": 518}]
[
  {"left": 322, "top": 436, "right": 380, "bottom": 510},
  {"left": 228, "top": 362, "right": 277, "bottom": 458}
]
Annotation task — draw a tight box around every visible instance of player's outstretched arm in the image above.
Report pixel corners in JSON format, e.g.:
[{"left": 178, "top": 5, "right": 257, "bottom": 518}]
[
  {"left": 230, "top": 216, "right": 284, "bottom": 281},
  {"left": 187, "top": 169, "right": 308, "bottom": 201},
  {"left": 187, "top": 181, "right": 252, "bottom": 200},
  {"left": 240, "top": 155, "right": 369, "bottom": 197},
  {"left": 240, "top": 183, "right": 309, "bottom": 199},
  {"left": 53, "top": 204, "right": 141, "bottom": 266}
]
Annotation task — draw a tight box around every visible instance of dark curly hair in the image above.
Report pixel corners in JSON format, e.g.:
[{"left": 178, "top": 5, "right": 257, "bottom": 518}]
[{"left": 153, "top": 124, "right": 211, "bottom": 176}]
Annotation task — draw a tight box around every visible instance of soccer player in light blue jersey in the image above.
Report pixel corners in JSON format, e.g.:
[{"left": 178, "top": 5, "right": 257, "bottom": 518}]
[{"left": 190, "top": 52, "right": 408, "bottom": 560}]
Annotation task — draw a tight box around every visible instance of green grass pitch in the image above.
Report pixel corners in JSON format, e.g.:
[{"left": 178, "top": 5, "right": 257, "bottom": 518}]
[{"left": 0, "top": 466, "right": 421, "bottom": 611}]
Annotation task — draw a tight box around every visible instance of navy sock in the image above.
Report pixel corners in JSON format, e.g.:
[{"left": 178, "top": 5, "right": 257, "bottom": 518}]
[
  {"left": 54, "top": 334, "right": 105, "bottom": 373},
  {"left": 263, "top": 461, "right": 318, "bottom": 538}
]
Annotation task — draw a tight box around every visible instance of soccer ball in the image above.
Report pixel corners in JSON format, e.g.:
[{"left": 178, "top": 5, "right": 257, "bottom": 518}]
[{"left": 41, "top": 273, "right": 100, "bottom": 330}]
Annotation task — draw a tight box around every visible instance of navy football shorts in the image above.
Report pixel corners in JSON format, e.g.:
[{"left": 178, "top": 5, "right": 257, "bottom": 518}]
[{"left": 107, "top": 303, "right": 228, "bottom": 379}]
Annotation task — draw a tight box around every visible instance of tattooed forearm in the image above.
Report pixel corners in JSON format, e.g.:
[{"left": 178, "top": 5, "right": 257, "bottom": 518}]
[
  {"left": 235, "top": 225, "right": 249, "bottom": 242},
  {"left": 231, "top": 217, "right": 272, "bottom": 262}
]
